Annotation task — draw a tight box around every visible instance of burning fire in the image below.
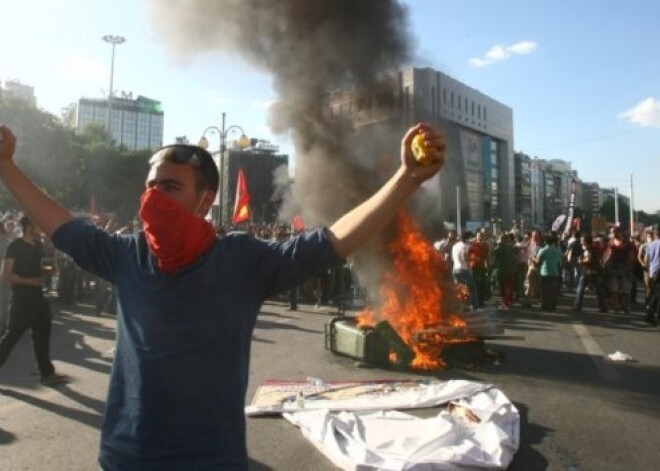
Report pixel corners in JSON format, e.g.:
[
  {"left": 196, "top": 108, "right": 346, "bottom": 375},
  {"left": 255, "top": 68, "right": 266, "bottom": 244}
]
[{"left": 356, "top": 212, "right": 473, "bottom": 369}]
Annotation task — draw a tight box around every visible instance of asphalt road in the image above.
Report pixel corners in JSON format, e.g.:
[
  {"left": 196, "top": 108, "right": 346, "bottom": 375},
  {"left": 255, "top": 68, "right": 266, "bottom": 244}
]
[{"left": 1, "top": 291, "right": 659, "bottom": 470}]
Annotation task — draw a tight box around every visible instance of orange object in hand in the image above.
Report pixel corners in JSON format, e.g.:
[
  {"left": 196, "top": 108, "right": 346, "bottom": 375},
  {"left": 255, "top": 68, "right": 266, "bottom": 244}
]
[{"left": 410, "top": 133, "right": 441, "bottom": 166}]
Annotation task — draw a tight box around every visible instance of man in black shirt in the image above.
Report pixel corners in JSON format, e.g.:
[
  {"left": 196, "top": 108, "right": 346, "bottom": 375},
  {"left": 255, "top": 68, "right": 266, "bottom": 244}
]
[{"left": 0, "top": 216, "right": 62, "bottom": 384}]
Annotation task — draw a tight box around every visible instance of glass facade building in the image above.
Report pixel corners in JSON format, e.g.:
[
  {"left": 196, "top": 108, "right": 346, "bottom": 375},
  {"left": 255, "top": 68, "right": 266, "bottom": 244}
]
[
  {"left": 63, "top": 95, "right": 164, "bottom": 151},
  {"left": 326, "top": 67, "right": 516, "bottom": 228}
]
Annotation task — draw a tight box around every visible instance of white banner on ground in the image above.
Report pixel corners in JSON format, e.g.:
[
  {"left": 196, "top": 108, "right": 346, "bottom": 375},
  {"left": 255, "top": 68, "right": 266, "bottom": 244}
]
[{"left": 248, "top": 380, "right": 520, "bottom": 470}]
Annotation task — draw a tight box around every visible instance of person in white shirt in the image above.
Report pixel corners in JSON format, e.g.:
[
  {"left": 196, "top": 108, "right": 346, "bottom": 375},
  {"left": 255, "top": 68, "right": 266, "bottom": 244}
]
[{"left": 452, "top": 231, "right": 479, "bottom": 311}]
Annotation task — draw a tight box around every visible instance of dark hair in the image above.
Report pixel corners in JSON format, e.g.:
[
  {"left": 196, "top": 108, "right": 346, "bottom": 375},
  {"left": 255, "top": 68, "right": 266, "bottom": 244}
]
[
  {"left": 19, "top": 216, "right": 32, "bottom": 231},
  {"left": 150, "top": 145, "right": 219, "bottom": 194}
]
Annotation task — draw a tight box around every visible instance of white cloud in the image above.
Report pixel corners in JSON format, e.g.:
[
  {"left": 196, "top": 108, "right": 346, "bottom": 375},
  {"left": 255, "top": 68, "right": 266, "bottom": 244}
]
[
  {"left": 469, "top": 40, "right": 538, "bottom": 68},
  {"left": 468, "top": 57, "right": 491, "bottom": 67},
  {"left": 619, "top": 98, "right": 660, "bottom": 127},
  {"left": 508, "top": 41, "right": 537, "bottom": 55},
  {"left": 58, "top": 55, "right": 105, "bottom": 81},
  {"left": 485, "top": 44, "right": 510, "bottom": 61}
]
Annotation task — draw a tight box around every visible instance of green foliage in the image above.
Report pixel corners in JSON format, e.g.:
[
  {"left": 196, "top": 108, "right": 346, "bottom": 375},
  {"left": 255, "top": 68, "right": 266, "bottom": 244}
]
[{"left": 0, "top": 97, "right": 149, "bottom": 223}]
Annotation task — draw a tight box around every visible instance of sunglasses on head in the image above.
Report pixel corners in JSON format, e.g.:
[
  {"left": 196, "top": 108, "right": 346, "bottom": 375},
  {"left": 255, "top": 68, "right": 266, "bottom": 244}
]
[{"left": 149, "top": 144, "right": 214, "bottom": 169}]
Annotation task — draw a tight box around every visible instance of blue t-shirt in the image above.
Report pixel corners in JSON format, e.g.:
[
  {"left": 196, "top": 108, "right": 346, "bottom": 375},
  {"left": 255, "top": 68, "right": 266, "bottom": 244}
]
[
  {"left": 646, "top": 239, "right": 660, "bottom": 279},
  {"left": 52, "top": 219, "right": 343, "bottom": 471}
]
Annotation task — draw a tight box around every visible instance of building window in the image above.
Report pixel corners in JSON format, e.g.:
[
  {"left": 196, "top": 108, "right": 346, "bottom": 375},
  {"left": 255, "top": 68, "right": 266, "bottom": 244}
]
[
  {"left": 431, "top": 86, "right": 436, "bottom": 116},
  {"left": 443, "top": 88, "right": 447, "bottom": 104},
  {"left": 451, "top": 91, "right": 454, "bottom": 108}
]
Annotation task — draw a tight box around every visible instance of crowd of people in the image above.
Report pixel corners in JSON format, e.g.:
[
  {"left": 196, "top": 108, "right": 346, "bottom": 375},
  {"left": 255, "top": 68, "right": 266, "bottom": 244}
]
[
  {"left": 435, "top": 224, "right": 660, "bottom": 324},
  {"left": 4, "top": 207, "right": 660, "bottom": 331},
  {"left": 0, "top": 212, "right": 364, "bottom": 332}
]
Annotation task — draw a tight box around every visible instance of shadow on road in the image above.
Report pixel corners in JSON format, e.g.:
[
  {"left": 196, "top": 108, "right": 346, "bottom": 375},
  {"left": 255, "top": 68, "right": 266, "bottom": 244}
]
[
  {"left": 0, "top": 426, "right": 17, "bottom": 445},
  {"left": 507, "top": 402, "right": 552, "bottom": 470},
  {"left": 0, "top": 385, "right": 103, "bottom": 430},
  {"left": 248, "top": 458, "right": 274, "bottom": 470}
]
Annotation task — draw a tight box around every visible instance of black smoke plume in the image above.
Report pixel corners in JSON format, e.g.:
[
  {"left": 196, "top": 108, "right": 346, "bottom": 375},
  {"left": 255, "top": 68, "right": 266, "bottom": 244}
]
[{"left": 148, "top": 0, "right": 415, "bottom": 292}]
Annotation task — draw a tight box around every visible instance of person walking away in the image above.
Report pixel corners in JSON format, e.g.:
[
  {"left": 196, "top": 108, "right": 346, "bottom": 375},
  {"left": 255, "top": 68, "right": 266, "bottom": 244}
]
[
  {"left": 0, "top": 216, "right": 63, "bottom": 384},
  {"left": 492, "top": 233, "right": 516, "bottom": 309},
  {"left": 573, "top": 235, "right": 607, "bottom": 313},
  {"left": 534, "top": 234, "right": 562, "bottom": 312},
  {"left": 0, "top": 123, "right": 445, "bottom": 471},
  {"left": 451, "top": 231, "right": 479, "bottom": 311}
]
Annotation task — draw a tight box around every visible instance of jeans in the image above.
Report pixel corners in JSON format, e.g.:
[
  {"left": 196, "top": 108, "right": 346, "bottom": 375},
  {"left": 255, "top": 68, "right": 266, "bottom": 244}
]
[
  {"left": 563, "top": 260, "right": 579, "bottom": 289},
  {"left": 574, "top": 273, "right": 607, "bottom": 311},
  {"left": 453, "top": 269, "right": 479, "bottom": 310}
]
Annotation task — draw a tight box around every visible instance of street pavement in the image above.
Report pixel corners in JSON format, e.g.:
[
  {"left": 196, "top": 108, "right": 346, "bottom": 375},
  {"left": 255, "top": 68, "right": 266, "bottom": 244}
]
[{"left": 1, "top": 290, "right": 659, "bottom": 470}]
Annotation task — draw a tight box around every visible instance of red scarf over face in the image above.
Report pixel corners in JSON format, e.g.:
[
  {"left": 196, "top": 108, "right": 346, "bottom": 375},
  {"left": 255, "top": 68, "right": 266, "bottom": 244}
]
[{"left": 139, "top": 188, "right": 216, "bottom": 275}]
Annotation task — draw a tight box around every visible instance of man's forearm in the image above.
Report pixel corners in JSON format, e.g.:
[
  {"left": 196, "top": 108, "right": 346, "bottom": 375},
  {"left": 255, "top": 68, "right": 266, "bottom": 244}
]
[
  {"left": 328, "top": 167, "right": 421, "bottom": 258},
  {"left": 0, "top": 161, "right": 72, "bottom": 237}
]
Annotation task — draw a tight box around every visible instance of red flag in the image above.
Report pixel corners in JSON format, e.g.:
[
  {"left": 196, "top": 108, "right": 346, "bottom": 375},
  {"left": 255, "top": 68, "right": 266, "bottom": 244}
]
[
  {"left": 291, "top": 215, "right": 305, "bottom": 232},
  {"left": 232, "top": 168, "right": 251, "bottom": 224}
]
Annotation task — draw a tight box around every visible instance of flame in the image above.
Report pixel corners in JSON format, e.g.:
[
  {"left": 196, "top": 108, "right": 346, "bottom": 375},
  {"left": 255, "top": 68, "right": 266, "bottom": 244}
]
[{"left": 356, "top": 212, "right": 472, "bottom": 369}]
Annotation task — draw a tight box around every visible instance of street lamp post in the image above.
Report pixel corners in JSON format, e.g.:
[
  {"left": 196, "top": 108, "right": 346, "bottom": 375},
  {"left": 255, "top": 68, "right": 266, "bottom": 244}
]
[
  {"left": 198, "top": 112, "right": 250, "bottom": 226},
  {"left": 102, "top": 34, "right": 126, "bottom": 145}
]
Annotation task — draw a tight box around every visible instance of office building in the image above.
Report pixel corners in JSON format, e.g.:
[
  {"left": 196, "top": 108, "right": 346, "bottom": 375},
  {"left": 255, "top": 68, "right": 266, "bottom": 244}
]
[
  {"left": 1, "top": 79, "right": 36, "bottom": 106},
  {"left": 62, "top": 93, "right": 163, "bottom": 150},
  {"left": 326, "top": 67, "right": 516, "bottom": 227}
]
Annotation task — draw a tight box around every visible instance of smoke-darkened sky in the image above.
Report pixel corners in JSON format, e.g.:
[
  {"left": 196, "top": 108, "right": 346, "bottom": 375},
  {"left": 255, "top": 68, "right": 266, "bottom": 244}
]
[{"left": 147, "top": 0, "right": 413, "bottom": 227}]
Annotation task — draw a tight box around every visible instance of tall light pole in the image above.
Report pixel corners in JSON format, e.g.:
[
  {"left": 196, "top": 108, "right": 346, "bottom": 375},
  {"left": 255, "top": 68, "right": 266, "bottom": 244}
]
[
  {"left": 102, "top": 34, "right": 126, "bottom": 144},
  {"left": 198, "top": 111, "right": 250, "bottom": 226}
]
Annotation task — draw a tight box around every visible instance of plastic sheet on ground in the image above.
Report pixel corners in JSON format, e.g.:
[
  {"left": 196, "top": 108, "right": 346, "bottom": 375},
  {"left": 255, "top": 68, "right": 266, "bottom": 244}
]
[
  {"left": 607, "top": 351, "right": 634, "bottom": 362},
  {"left": 257, "top": 380, "right": 519, "bottom": 470}
]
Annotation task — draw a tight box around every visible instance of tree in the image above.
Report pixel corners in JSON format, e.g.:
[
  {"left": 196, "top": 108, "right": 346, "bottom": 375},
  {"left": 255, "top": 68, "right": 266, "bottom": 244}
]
[
  {"left": 0, "top": 97, "right": 152, "bottom": 223},
  {"left": 0, "top": 96, "right": 82, "bottom": 209}
]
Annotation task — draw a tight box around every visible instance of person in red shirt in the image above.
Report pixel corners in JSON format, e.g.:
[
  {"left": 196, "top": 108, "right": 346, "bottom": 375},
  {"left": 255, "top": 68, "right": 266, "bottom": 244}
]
[{"left": 469, "top": 231, "right": 490, "bottom": 307}]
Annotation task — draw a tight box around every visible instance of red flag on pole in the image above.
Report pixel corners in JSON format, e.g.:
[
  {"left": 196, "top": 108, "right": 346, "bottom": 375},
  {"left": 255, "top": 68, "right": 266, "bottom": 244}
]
[{"left": 232, "top": 168, "right": 251, "bottom": 224}]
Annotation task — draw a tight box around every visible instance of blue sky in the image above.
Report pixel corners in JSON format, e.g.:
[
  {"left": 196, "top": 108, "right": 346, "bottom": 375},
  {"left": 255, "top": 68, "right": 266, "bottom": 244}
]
[{"left": 2, "top": 0, "right": 659, "bottom": 212}]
